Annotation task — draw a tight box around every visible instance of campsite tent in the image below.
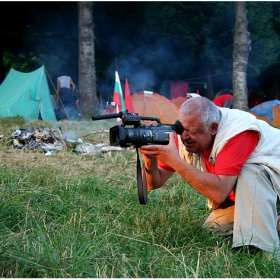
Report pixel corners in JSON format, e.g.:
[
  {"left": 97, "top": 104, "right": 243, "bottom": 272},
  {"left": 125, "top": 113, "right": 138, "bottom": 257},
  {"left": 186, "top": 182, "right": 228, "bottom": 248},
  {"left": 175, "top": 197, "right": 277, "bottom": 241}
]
[
  {"left": 131, "top": 91, "right": 179, "bottom": 124},
  {"left": 171, "top": 93, "right": 201, "bottom": 109},
  {"left": 0, "top": 66, "right": 56, "bottom": 121},
  {"left": 250, "top": 100, "right": 280, "bottom": 129},
  {"left": 105, "top": 91, "right": 179, "bottom": 124}
]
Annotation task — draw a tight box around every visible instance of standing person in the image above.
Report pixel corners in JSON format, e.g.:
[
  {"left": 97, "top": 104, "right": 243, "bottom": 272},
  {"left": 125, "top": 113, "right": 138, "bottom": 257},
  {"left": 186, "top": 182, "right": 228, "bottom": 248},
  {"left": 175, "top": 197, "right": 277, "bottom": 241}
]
[
  {"left": 139, "top": 96, "right": 280, "bottom": 254},
  {"left": 56, "top": 75, "right": 78, "bottom": 119}
]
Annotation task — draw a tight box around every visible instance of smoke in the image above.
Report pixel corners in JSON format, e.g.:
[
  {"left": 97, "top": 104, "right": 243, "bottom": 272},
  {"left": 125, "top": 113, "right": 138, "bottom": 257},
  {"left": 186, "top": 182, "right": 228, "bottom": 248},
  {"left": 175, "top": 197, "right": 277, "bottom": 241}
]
[
  {"left": 97, "top": 36, "right": 196, "bottom": 102},
  {"left": 63, "top": 130, "right": 79, "bottom": 141},
  {"left": 94, "top": 2, "right": 198, "bottom": 102}
]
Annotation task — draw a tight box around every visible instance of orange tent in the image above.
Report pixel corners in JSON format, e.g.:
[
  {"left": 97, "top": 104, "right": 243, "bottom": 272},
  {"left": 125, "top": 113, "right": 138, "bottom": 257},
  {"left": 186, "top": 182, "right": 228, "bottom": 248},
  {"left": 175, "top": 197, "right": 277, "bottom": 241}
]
[
  {"left": 250, "top": 100, "right": 280, "bottom": 129},
  {"left": 105, "top": 91, "right": 179, "bottom": 124},
  {"left": 171, "top": 93, "right": 201, "bottom": 109},
  {"left": 171, "top": 96, "right": 189, "bottom": 109},
  {"left": 131, "top": 91, "right": 179, "bottom": 124}
]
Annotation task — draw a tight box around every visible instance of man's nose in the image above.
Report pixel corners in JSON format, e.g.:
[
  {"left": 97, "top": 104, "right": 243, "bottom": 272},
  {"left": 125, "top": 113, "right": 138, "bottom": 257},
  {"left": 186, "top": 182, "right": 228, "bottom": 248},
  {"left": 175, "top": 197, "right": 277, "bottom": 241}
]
[{"left": 182, "top": 130, "right": 190, "bottom": 138}]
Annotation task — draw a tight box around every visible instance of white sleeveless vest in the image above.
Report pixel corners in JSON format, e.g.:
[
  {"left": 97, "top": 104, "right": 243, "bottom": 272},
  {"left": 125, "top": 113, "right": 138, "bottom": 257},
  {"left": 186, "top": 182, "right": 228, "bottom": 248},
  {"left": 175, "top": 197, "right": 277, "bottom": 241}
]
[{"left": 178, "top": 107, "right": 280, "bottom": 198}]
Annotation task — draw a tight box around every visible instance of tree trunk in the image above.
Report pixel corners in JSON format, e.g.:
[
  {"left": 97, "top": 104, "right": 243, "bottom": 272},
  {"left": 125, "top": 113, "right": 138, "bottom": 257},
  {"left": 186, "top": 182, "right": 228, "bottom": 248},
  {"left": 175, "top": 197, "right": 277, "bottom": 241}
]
[
  {"left": 78, "top": 2, "right": 98, "bottom": 117},
  {"left": 232, "top": 1, "right": 251, "bottom": 111}
]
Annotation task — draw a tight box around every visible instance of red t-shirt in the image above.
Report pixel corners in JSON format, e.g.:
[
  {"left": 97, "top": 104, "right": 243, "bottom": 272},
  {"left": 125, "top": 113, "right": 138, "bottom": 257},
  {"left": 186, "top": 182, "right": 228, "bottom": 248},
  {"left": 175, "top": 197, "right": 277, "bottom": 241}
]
[{"left": 158, "top": 130, "right": 259, "bottom": 201}]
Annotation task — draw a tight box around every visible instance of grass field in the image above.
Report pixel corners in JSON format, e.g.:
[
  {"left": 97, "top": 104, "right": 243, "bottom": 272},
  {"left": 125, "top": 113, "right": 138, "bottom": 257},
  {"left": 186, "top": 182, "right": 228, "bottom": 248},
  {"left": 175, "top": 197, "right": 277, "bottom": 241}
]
[{"left": 0, "top": 116, "right": 279, "bottom": 277}]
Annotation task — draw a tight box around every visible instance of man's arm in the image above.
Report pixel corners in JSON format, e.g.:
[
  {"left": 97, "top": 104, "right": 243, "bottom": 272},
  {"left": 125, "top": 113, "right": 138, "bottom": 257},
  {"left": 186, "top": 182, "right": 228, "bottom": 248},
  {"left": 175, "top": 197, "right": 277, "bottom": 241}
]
[
  {"left": 70, "top": 78, "right": 76, "bottom": 94},
  {"left": 142, "top": 154, "right": 173, "bottom": 190},
  {"left": 139, "top": 133, "right": 237, "bottom": 203}
]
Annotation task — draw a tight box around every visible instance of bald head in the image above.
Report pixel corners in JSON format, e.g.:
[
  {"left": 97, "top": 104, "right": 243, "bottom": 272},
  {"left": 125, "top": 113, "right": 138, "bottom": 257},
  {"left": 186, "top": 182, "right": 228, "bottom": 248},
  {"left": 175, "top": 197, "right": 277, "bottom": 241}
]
[{"left": 178, "top": 97, "right": 221, "bottom": 132}]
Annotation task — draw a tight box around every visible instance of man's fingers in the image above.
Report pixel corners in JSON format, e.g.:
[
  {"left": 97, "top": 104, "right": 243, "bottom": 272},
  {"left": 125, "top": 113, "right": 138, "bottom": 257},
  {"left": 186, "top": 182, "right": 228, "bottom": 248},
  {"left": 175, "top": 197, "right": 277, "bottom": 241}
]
[{"left": 168, "top": 132, "right": 176, "bottom": 146}]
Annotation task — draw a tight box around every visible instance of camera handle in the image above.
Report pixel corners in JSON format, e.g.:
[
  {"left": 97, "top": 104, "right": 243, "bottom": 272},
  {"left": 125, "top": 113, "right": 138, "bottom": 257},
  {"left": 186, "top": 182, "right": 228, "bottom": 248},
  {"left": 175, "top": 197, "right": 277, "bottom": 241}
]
[{"left": 136, "top": 148, "right": 147, "bottom": 205}]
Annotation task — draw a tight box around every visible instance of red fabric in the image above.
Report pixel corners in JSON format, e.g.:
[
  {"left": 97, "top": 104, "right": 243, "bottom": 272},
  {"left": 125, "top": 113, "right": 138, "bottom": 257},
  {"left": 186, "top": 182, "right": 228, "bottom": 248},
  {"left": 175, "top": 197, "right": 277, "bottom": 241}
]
[
  {"left": 202, "top": 130, "right": 259, "bottom": 201},
  {"left": 159, "top": 130, "right": 259, "bottom": 202},
  {"left": 212, "top": 94, "right": 233, "bottom": 107},
  {"left": 170, "top": 81, "right": 189, "bottom": 100},
  {"left": 202, "top": 131, "right": 259, "bottom": 175},
  {"left": 124, "top": 78, "right": 134, "bottom": 113},
  {"left": 113, "top": 92, "right": 121, "bottom": 113}
]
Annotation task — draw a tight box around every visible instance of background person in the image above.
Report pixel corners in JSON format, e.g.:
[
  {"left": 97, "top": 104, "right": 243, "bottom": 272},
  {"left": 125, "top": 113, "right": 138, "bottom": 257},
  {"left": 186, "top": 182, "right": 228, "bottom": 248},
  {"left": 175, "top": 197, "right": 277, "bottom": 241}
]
[
  {"left": 56, "top": 75, "right": 78, "bottom": 120},
  {"left": 139, "top": 97, "right": 280, "bottom": 254}
]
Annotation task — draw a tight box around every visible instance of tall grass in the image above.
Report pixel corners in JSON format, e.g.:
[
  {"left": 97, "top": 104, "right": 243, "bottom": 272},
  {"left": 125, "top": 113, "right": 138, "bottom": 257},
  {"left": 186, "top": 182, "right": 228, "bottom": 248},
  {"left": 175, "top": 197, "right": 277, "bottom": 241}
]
[{"left": 0, "top": 117, "right": 279, "bottom": 277}]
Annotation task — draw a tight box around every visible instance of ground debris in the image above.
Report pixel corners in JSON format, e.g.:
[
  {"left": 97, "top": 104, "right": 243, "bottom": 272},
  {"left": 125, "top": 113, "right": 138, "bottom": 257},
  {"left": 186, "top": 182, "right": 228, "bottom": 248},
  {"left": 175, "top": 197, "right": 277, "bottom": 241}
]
[
  {"left": 5, "top": 126, "right": 122, "bottom": 155},
  {"left": 69, "top": 138, "right": 123, "bottom": 154},
  {"left": 10, "top": 126, "right": 64, "bottom": 151}
]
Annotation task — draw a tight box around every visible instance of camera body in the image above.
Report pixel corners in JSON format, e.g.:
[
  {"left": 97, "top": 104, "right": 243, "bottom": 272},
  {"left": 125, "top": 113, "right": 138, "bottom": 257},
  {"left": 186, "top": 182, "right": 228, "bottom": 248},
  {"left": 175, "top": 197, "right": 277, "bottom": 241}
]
[
  {"left": 92, "top": 110, "right": 183, "bottom": 205},
  {"left": 92, "top": 111, "right": 178, "bottom": 148},
  {"left": 110, "top": 123, "right": 174, "bottom": 148}
]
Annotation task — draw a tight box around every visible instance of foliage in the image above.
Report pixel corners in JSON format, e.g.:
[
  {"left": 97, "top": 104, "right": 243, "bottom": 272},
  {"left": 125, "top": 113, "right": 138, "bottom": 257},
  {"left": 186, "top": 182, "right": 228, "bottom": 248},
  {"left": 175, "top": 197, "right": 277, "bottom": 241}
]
[
  {"left": 247, "top": 2, "right": 280, "bottom": 77},
  {"left": 1, "top": 2, "right": 78, "bottom": 82},
  {"left": 93, "top": 1, "right": 280, "bottom": 98},
  {"left": 0, "top": 117, "right": 279, "bottom": 277},
  {"left": 2, "top": 2, "right": 280, "bottom": 105}
]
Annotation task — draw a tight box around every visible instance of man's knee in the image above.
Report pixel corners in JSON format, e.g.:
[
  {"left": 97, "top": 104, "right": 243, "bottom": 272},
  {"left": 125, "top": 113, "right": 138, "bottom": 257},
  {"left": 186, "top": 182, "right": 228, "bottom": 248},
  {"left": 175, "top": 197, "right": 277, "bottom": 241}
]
[{"left": 203, "top": 201, "right": 235, "bottom": 236}]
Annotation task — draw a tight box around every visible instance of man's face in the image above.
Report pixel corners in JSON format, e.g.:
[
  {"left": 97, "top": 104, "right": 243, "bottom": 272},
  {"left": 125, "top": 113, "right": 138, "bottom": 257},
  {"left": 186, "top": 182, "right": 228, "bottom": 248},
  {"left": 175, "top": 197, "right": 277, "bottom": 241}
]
[{"left": 178, "top": 113, "right": 218, "bottom": 154}]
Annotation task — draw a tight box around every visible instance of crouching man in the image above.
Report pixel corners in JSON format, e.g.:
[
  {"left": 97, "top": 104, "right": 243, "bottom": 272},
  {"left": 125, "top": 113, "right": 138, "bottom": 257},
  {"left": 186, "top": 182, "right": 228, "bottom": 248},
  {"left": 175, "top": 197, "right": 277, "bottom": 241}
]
[{"left": 139, "top": 97, "right": 280, "bottom": 253}]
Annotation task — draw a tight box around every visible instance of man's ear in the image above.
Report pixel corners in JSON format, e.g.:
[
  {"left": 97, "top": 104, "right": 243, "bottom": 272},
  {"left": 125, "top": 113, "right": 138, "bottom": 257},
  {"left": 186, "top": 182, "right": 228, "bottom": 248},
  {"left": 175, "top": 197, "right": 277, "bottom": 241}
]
[{"left": 210, "top": 122, "right": 219, "bottom": 136}]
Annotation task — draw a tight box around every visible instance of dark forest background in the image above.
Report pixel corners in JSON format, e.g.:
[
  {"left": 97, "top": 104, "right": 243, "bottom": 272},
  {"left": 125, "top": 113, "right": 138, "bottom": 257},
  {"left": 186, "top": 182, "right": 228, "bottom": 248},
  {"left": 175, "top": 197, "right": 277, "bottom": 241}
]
[{"left": 1, "top": 1, "right": 280, "bottom": 105}]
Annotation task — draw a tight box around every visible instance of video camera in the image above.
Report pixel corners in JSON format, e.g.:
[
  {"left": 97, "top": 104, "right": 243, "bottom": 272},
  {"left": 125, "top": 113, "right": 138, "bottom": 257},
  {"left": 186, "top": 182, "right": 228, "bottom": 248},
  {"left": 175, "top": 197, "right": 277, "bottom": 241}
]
[
  {"left": 92, "top": 110, "right": 182, "bottom": 148},
  {"left": 92, "top": 110, "right": 183, "bottom": 205}
]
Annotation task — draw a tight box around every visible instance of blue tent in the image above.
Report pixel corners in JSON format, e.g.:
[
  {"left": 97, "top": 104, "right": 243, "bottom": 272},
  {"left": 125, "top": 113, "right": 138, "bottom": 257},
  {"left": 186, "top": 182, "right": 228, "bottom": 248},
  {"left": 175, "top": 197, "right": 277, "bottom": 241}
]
[{"left": 0, "top": 66, "right": 56, "bottom": 121}]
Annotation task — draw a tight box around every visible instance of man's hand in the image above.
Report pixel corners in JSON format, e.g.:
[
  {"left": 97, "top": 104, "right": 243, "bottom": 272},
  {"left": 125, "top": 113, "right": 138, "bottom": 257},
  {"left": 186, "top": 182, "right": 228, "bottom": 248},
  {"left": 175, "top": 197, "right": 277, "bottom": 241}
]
[
  {"left": 138, "top": 133, "right": 177, "bottom": 190},
  {"left": 139, "top": 132, "right": 179, "bottom": 169}
]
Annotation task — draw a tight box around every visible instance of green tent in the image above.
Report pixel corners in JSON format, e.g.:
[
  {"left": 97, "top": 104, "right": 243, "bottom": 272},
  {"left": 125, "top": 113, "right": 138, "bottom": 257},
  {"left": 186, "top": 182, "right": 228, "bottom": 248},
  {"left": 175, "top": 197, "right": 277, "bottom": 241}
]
[{"left": 0, "top": 65, "right": 57, "bottom": 121}]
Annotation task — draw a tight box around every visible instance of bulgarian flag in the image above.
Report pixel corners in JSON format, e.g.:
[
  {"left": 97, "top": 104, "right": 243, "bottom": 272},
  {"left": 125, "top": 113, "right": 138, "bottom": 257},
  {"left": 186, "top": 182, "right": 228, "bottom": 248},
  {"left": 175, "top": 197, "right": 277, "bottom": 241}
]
[{"left": 113, "top": 71, "right": 126, "bottom": 113}]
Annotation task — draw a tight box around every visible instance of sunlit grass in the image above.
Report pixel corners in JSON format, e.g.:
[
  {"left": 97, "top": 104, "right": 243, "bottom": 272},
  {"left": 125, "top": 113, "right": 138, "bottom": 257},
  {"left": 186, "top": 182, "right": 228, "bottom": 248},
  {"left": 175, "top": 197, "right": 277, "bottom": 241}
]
[{"left": 0, "top": 117, "right": 279, "bottom": 277}]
